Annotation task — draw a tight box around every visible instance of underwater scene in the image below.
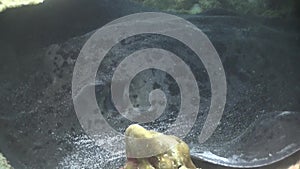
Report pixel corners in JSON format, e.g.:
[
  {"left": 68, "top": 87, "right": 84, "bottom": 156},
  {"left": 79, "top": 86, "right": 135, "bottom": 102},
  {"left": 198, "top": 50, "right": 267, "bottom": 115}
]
[{"left": 0, "top": 0, "right": 300, "bottom": 168}]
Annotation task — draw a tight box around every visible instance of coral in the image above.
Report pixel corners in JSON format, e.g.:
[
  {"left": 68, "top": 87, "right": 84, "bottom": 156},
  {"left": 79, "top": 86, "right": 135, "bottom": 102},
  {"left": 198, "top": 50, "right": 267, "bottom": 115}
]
[
  {"left": 122, "top": 124, "right": 200, "bottom": 169},
  {"left": 0, "top": 152, "right": 13, "bottom": 169},
  {"left": 287, "top": 160, "right": 300, "bottom": 169},
  {"left": 0, "top": 0, "right": 44, "bottom": 12}
]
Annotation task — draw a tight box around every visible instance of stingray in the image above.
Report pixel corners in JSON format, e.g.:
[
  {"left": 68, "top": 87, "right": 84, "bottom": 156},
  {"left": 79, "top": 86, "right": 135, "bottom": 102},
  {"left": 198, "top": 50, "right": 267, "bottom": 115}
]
[{"left": 0, "top": 0, "right": 299, "bottom": 168}]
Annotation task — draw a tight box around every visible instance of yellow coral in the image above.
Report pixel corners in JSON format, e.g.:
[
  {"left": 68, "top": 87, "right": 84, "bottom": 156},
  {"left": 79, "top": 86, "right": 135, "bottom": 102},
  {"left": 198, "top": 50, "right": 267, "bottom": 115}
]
[
  {"left": 123, "top": 124, "right": 200, "bottom": 169},
  {"left": 0, "top": 152, "right": 13, "bottom": 169},
  {"left": 0, "top": 0, "right": 44, "bottom": 12}
]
